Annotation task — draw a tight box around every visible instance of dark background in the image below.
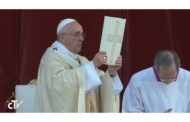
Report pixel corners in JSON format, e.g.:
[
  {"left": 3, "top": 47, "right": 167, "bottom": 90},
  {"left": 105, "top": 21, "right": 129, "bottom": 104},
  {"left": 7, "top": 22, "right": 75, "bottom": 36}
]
[{"left": 1, "top": 10, "right": 190, "bottom": 112}]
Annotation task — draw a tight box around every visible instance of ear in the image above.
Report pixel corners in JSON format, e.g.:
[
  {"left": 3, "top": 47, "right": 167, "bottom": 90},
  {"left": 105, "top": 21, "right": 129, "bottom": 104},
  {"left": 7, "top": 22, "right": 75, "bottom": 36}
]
[
  {"left": 58, "top": 34, "right": 65, "bottom": 43},
  {"left": 60, "top": 35, "right": 65, "bottom": 41}
]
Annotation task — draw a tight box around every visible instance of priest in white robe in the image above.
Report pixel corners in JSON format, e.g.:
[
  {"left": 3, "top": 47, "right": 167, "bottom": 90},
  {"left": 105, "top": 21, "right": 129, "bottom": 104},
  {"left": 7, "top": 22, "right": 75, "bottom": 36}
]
[
  {"left": 34, "top": 18, "right": 123, "bottom": 112},
  {"left": 122, "top": 50, "right": 190, "bottom": 112}
]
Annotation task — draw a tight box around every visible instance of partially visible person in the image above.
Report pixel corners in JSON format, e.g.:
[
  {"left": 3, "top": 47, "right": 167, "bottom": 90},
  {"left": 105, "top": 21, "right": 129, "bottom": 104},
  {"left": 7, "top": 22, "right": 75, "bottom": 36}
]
[{"left": 122, "top": 50, "right": 190, "bottom": 112}]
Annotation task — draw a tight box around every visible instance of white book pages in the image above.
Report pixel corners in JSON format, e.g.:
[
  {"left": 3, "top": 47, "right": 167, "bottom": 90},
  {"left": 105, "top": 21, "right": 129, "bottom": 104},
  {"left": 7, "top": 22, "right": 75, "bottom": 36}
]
[{"left": 99, "top": 16, "right": 126, "bottom": 65}]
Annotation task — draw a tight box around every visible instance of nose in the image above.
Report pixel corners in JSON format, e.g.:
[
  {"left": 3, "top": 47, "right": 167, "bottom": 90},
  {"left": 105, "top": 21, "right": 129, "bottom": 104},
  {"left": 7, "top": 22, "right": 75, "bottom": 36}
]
[{"left": 79, "top": 35, "right": 84, "bottom": 42}]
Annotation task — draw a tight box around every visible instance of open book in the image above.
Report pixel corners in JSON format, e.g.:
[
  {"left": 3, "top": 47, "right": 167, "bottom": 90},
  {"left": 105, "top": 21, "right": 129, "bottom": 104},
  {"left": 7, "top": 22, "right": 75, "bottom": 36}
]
[{"left": 99, "top": 16, "right": 126, "bottom": 65}]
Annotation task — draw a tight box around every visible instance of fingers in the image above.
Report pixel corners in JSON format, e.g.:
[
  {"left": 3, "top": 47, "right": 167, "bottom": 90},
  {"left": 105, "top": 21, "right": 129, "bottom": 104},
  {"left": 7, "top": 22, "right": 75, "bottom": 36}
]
[
  {"left": 116, "top": 55, "right": 122, "bottom": 62},
  {"left": 115, "top": 55, "right": 122, "bottom": 66},
  {"left": 99, "top": 51, "right": 106, "bottom": 54},
  {"left": 94, "top": 53, "right": 122, "bottom": 67},
  {"left": 93, "top": 52, "right": 107, "bottom": 67},
  {"left": 107, "top": 55, "right": 122, "bottom": 74},
  {"left": 98, "top": 51, "right": 107, "bottom": 63},
  {"left": 164, "top": 108, "right": 172, "bottom": 113}
]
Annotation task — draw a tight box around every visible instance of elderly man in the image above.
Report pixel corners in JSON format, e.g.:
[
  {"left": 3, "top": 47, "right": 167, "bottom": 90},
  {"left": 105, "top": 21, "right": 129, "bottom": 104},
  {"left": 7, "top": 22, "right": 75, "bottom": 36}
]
[
  {"left": 122, "top": 50, "right": 190, "bottom": 112},
  {"left": 34, "top": 18, "right": 123, "bottom": 112}
]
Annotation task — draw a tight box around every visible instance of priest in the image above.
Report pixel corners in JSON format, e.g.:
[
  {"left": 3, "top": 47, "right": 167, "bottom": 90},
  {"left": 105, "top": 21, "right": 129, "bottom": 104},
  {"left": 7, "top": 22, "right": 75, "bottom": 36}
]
[
  {"left": 122, "top": 50, "right": 190, "bottom": 112},
  {"left": 34, "top": 18, "right": 123, "bottom": 112}
]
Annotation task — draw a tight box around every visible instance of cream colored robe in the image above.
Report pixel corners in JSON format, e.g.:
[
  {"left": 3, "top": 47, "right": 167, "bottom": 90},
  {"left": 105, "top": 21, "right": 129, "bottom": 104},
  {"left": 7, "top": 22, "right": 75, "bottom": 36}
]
[{"left": 34, "top": 47, "right": 120, "bottom": 112}]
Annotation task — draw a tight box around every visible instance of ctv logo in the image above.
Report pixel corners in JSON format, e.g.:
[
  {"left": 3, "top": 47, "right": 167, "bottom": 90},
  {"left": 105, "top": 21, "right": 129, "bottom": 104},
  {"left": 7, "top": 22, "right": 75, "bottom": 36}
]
[{"left": 8, "top": 100, "right": 23, "bottom": 110}]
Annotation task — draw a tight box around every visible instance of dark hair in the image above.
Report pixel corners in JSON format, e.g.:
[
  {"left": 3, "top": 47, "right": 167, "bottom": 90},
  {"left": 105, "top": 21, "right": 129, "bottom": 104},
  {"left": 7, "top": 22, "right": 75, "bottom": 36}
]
[{"left": 154, "top": 50, "right": 181, "bottom": 72}]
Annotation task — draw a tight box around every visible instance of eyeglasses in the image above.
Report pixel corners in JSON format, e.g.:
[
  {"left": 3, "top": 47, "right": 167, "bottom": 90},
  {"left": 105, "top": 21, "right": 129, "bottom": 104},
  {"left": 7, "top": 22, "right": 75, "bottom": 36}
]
[
  {"left": 62, "top": 32, "right": 86, "bottom": 39},
  {"left": 160, "top": 78, "right": 177, "bottom": 82}
]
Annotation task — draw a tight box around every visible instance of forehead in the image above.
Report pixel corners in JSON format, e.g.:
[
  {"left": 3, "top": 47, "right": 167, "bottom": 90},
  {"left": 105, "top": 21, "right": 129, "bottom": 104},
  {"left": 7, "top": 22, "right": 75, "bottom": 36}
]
[
  {"left": 64, "top": 21, "right": 83, "bottom": 32},
  {"left": 159, "top": 64, "right": 177, "bottom": 75}
]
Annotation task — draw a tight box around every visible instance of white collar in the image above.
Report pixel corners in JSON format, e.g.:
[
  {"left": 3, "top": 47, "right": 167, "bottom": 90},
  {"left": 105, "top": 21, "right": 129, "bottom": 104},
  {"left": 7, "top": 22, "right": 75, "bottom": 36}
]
[{"left": 52, "top": 41, "right": 78, "bottom": 60}]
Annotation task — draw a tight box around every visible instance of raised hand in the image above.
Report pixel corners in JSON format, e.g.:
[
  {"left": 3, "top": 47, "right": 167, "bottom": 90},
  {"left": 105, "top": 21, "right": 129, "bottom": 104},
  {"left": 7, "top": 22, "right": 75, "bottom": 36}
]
[
  {"left": 108, "top": 55, "right": 122, "bottom": 76},
  {"left": 92, "top": 51, "right": 107, "bottom": 68}
]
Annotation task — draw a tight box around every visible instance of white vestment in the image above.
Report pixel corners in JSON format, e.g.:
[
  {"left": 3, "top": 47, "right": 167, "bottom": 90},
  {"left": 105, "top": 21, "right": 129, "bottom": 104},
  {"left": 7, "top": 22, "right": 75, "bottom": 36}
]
[
  {"left": 34, "top": 41, "right": 123, "bottom": 112},
  {"left": 122, "top": 67, "right": 190, "bottom": 112}
]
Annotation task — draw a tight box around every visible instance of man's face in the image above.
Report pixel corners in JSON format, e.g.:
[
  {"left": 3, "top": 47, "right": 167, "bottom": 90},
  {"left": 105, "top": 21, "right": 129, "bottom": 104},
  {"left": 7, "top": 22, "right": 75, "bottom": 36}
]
[
  {"left": 60, "top": 21, "right": 85, "bottom": 54},
  {"left": 158, "top": 64, "right": 178, "bottom": 84}
]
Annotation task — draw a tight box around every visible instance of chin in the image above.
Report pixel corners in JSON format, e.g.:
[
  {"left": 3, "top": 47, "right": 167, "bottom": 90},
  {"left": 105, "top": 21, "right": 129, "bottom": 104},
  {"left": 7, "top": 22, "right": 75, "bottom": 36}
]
[
  {"left": 78, "top": 48, "right": 82, "bottom": 52},
  {"left": 74, "top": 49, "right": 81, "bottom": 54}
]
